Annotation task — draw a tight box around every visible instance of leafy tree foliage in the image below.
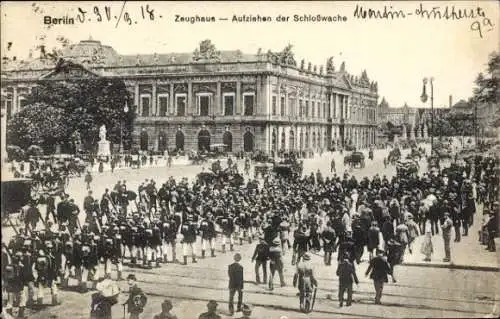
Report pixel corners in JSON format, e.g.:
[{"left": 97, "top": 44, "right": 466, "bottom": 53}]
[
  {"left": 472, "top": 51, "right": 500, "bottom": 127},
  {"left": 8, "top": 67, "right": 135, "bottom": 154}
]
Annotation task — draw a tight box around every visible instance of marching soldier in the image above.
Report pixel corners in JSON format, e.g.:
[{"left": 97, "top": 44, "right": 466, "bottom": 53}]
[
  {"left": 180, "top": 215, "right": 198, "bottom": 265},
  {"left": 103, "top": 227, "right": 124, "bottom": 281},
  {"left": 199, "top": 212, "right": 217, "bottom": 258},
  {"left": 21, "top": 240, "right": 36, "bottom": 307},
  {"left": 34, "top": 241, "right": 61, "bottom": 306},
  {"left": 217, "top": 211, "right": 235, "bottom": 253},
  {"left": 5, "top": 251, "right": 27, "bottom": 317},
  {"left": 162, "top": 215, "right": 179, "bottom": 263},
  {"left": 151, "top": 218, "right": 163, "bottom": 266}
]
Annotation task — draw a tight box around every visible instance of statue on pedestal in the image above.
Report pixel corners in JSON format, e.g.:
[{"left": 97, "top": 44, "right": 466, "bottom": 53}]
[
  {"left": 97, "top": 124, "right": 111, "bottom": 156},
  {"left": 99, "top": 125, "right": 107, "bottom": 141}
]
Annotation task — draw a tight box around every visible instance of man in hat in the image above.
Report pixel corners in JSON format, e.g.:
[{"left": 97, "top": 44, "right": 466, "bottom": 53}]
[
  {"left": 268, "top": 237, "right": 286, "bottom": 290},
  {"left": 365, "top": 249, "right": 392, "bottom": 305},
  {"left": 124, "top": 274, "right": 147, "bottom": 319},
  {"left": 440, "top": 211, "right": 453, "bottom": 262},
  {"left": 486, "top": 208, "right": 497, "bottom": 252},
  {"left": 293, "top": 253, "right": 317, "bottom": 310},
  {"left": 251, "top": 236, "right": 269, "bottom": 284},
  {"left": 228, "top": 253, "right": 244, "bottom": 315},
  {"left": 153, "top": 299, "right": 178, "bottom": 319},
  {"left": 198, "top": 300, "right": 221, "bottom": 319},
  {"left": 336, "top": 252, "right": 359, "bottom": 307}
]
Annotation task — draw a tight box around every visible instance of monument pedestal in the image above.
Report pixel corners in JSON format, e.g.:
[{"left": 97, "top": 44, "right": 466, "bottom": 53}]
[{"left": 98, "top": 140, "right": 111, "bottom": 157}]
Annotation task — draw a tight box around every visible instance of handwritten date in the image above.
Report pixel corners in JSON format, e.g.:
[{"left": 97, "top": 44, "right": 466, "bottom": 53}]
[{"left": 76, "top": 3, "right": 159, "bottom": 27}]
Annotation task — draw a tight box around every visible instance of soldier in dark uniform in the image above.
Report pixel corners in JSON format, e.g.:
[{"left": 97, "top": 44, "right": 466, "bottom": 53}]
[
  {"left": 4, "top": 251, "right": 27, "bottom": 317},
  {"left": 103, "top": 228, "right": 124, "bottom": 281},
  {"left": 217, "top": 211, "right": 235, "bottom": 253},
  {"left": 35, "top": 241, "right": 61, "bottom": 306},
  {"left": 84, "top": 191, "right": 95, "bottom": 223},
  {"left": 151, "top": 218, "right": 163, "bottom": 266},
  {"left": 180, "top": 215, "right": 198, "bottom": 265},
  {"left": 321, "top": 221, "right": 336, "bottom": 266},
  {"left": 292, "top": 223, "right": 310, "bottom": 265},
  {"left": 162, "top": 215, "right": 179, "bottom": 263},
  {"left": 21, "top": 240, "right": 36, "bottom": 307},
  {"left": 337, "top": 231, "right": 356, "bottom": 264},
  {"left": 199, "top": 212, "right": 217, "bottom": 258}
]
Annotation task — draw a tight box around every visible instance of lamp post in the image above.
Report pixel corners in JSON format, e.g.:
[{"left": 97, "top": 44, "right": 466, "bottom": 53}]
[
  {"left": 421, "top": 77, "right": 434, "bottom": 154},
  {"left": 120, "top": 102, "right": 129, "bottom": 154}
]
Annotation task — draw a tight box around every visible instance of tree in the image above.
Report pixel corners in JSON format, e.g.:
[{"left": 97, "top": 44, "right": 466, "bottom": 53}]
[
  {"left": 473, "top": 51, "right": 500, "bottom": 127},
  {"left": 8, "top": 65, "right": 135, "bottom": 154},
  {"left": 7, "top": 103, "right": 70, "bottom": 153}
]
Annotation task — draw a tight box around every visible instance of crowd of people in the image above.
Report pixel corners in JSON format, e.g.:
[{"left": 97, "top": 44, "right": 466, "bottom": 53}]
[{"left": 2, "top": 145, "right": 498, "bottom": 318}]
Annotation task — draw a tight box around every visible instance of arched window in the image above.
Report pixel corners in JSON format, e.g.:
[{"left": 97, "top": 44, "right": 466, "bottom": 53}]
[
  {"left": 198, "top": 129, "right": 211, "bottom": 152},
  {"left": 158, "top": 130, "right": 167, "bottom": 153},
  {"left": 280, "top": 131, "right": 286, "bottom": 151},
  {"left": 299, "top": 131, "right": 304, "bottom": 150},
  {"left": 223, "top": 131, "right": 233, "bottom": 152},
  {"left": 175, "top": 131, "right": 185, "bottom": 151},
  {"left": 272, "top": 129, "right": 277, "bottom": 152},
  {"left": 312, "top": 132, "right": 316, "bottom": 148},
  {"left": 243, "top": 131, "right": 254, "bottom": 152},
  {"left": 140, "top": 130, "right": 149, "bottom": 151},
  {"left": 289, "top": 130, "right": 295, "bottom": 150}
]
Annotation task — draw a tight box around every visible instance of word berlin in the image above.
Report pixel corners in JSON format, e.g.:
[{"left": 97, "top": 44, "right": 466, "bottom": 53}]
[{"left": 353, "top": 4, "right": 486, "bottom": 20}]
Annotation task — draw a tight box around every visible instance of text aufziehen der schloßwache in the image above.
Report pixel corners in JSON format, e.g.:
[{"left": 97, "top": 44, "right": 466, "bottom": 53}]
[{"left": 230, "top": 14, "right": 347, "bottom": 23}]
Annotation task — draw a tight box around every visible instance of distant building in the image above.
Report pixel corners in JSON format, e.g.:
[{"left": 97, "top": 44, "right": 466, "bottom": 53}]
[{"left": 1, "top": 39, "right": 379, "bottom": 153}]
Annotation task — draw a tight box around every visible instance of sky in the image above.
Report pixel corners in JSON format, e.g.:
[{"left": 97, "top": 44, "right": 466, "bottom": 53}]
[{"left": 1, "top": 1, "right": 498, "bottom": 109}]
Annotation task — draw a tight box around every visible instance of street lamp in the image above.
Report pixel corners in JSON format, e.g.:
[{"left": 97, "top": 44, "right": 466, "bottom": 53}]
[
  {"left": 120, "top": 101, "right": 129, "bottom": 154},
  {"left": 421, "top": 77, "right": 434, "bottom": 154}
]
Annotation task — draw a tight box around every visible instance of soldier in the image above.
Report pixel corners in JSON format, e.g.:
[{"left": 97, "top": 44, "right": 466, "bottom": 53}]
[
  {"left": 199, "top": 212, "right": 217, "bottom": 258},
  {"left": 292, "top": 223, "right": 310, "bottom": 265},
  {"left": 34, "top": 242, "right": 61, "bottom": 306},
  {"left": 103, "top": 227, "right": 124, "bottom": 281},
  {"left": 268, "top": 237, "right": 286, "bottom": 290},
  {"left": 21, "top": 240, "right": 36, "bottom": 307},
  {"left": 180, "top": 215, "right": 198, "bottom": 265},
  {"left": 151, "top": 218, "right": 163, "bottom": 266},
  {"left": 4, "top": 251, "right": 27, "bottom": 317},
  {"left": 217, "top": 211, "right": 235, "bottom": 253},
  {"left": 84, "top": 191, "right": 95, "bottom": 223},
  {"left": 321, "top": 221, "right": 336, "bottom": 266},
  {"left": 162, "top": 215, "right": 179, "bottom": 263}
]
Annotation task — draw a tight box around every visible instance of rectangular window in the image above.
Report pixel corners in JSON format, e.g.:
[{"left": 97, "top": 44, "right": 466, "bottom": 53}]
[
  {"left": 243, "top": 93, "right": 255, "bottom": 116},
  {"left": 280, "top": 96, "right": 285, "bottom": 116},
  {"left": 19, "top": 97, "right": 27, "bottom": 109},
  {"left": 176, "top": 94, "right": 186, "bottom": 116},
  {"left": 157, "top": 94, "right": 169, "bottom": 116},
  {"left": 323, "top": 102, "right": 327, "bottom": 119},
  {"left": 197, "top": 94, "right": 211, "bottom": 116},
  {"left": 6, "top": 100, "right": 12, "bottom": 119},
  {"left": 141, "top": 94, "right": 151, "bottom": 117},
  {"left": 223, "top": 94, "right": 234, "bottom": 116},
  {"left": 272, "top": 96, "right": 277, "bottom": 115},
  {"left": 332, "top": 94, "right": 336, "bottom": 118},
  {"left": 311, "top": 101, "right": 315, "bottom": 118},
  {"left": 305, "top": 101, "right": 309, "bottom": 118}
]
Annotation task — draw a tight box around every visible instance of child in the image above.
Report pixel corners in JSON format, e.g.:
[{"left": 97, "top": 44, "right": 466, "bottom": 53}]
[{"left": 420, "top": 229, "right": 433, "bottom": 262}]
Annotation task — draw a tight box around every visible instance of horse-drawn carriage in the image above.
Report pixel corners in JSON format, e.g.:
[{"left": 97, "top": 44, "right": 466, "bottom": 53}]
[
  {"left": 273, "top": 163, "right": 303, "bottom": 178},
  {"left": 1, "top": 178, "right": 33, "bottom": 225},
  {"left": 251, "top": 151, "right": 275, "bottom": 164},
  {"left": 396, "top": 159, "right": 419, "bottom": 178},
  {"left": 344, "top": 151, "right": 365, "bottom": 168}
]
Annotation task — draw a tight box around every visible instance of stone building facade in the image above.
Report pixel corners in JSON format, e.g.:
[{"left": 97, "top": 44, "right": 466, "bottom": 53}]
[{"left": 1, "top": 39, "right": 379, "bottom": 153}]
